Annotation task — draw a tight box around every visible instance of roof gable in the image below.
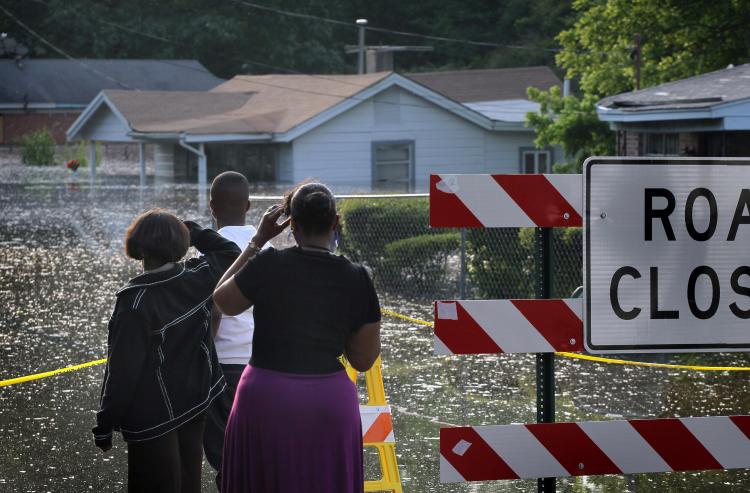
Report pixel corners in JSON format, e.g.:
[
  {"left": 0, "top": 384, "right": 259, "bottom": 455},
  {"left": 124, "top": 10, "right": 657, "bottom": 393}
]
[{"left": 67, "top": 72, "right": 505, "bottom": 142}]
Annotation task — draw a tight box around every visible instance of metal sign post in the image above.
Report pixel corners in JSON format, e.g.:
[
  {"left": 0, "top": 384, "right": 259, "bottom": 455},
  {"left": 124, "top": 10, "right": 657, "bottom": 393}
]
[{"left": 535, "top": 227, "right": 555, "bottom": 493}]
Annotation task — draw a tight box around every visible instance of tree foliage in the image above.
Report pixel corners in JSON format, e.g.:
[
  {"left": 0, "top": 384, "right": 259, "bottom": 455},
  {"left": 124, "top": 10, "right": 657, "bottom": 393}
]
[
  {"left": 526, "top": 0, "right": 750, "bottom": 172},
  {"left": 527, "top": 86, "right": 613, "bottom": 172},
  {"left": 1, "top": 0, "right": 573, "bottom": 77}
]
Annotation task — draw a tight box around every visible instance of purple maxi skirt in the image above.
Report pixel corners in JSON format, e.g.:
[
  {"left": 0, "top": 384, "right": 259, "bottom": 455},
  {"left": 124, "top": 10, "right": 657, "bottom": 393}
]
[{"left": 220, "top": 365, "right": 364, "bottom": 493}]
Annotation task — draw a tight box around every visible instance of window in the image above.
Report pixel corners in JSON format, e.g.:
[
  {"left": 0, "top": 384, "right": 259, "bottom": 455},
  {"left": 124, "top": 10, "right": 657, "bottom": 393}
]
[
  {"left": 206, "top": 144, "right": 277, "bottom": 183},
  {"left": 644, "top": 133, "right": 679, "bottom": 156},
  {"left": 372, "top": 141, "right": 414, "bottom": 192},
  {"left": 520, "top": 148, "right": 551, "bottom": 174}
]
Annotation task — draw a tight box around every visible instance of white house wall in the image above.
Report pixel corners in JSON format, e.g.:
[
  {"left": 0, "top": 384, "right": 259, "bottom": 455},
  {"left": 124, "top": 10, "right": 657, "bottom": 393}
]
[{"left": 291, "top": 86, "right": 538, "bottom": 192}]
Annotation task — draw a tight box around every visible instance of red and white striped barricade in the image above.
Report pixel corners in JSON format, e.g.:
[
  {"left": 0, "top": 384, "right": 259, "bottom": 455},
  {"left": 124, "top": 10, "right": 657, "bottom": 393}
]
[
  {"left": 429, "top": 174, "right": 583, "bottom": 228},
  {"left": 440, "top": 415, "right": 750, "bottom": 482},
  {"left": 434, "top": 299, "right": 583, "bottom": 354},
  {"left": 360, "top": 405, "right": 395, "bottom": 444}
]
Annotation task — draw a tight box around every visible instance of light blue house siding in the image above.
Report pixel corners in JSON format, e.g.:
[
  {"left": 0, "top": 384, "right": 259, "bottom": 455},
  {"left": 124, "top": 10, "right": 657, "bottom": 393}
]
[{"left": 292, "top": 86, "right": 541, "bottom": 192}]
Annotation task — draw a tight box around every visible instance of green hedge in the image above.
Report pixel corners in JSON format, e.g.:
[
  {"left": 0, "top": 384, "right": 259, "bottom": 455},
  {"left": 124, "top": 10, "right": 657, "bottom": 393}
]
[
  {"left": 338, "top": 197, "right": 431, "bottom": 263},
  {"left": 20, "top": 129, "right": 56, "bottom": 166},
  {"left": 339, "top": 197, "right": 457, "bottom": 298},
  {"left": 338, "top": 197, "right": 582, "bottom": 300},
  {"left": 466, "top": 228, "right": 535, "bottom": 299},
  {"left": 382, "top": 232, "right": 460, "bottom": 297}
]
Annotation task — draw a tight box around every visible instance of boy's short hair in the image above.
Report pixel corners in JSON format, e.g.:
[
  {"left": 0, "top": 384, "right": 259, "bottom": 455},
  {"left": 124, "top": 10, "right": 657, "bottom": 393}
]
[
  {"left": 210, "top": 171, "right": 250, "bottom": 209},
  {"left": 125, "top": 209, "right": 190, "bottom": 263}
]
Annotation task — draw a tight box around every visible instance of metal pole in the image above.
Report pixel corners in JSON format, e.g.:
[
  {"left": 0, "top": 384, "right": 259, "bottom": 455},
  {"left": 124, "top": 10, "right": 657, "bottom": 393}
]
[
  {"left": 535, "top": 227, "right": 555, "bottom": 493},
  {"left": 356, "top": 19, "right": 367, "bottom": 74},
  {"left": 88, "top": 141, "right": 96, "bottom": 188},
  {"left": 139, "top": 142, "right": 146, "bottom": 188},
  {"left": 459, "top": 228, "right": 467, "bottom": 299}
]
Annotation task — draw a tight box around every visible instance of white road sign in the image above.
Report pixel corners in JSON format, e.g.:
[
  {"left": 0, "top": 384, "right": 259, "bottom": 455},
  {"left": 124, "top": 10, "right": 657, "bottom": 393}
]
[{"left": 585, "top": 158, "right": 750, "bottom": 353}]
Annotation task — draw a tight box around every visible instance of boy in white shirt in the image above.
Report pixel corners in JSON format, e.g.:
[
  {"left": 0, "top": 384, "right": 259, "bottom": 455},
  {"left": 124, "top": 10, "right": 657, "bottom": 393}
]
[{"left": 203, "top": 171, "right": 259, "bottom": 488}]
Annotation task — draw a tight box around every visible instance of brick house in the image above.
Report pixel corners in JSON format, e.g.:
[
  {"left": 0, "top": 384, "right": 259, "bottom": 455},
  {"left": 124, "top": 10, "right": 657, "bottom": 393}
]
[
  {"left": 596, "top": 63, "right": 750, "bottom": 157},
  {"left": 0, "top": 59, "right": 223, "bottom": 145}
]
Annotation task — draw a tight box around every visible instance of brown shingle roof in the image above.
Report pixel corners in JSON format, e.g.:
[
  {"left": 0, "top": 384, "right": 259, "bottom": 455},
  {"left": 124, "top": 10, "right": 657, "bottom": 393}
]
[
  {"left": 407, "top": 66, "right": 561, "bottom": 103},
  {"left": 102, "top": 72, "right": 391, "bottom": 135}
]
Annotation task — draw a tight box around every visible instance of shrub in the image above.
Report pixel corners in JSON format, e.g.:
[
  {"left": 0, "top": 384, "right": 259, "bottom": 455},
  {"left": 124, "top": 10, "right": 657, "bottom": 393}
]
[
  {"left": 381, "top": 232, "right": 460, "bottom": 298},
  {"left": 338, "top": 197, "right": 432, "bottom": 265},
  {"left": 552, "top": 227, "right": 582, "bottom": 298},
  {"left": 20, "top": 129, "right": 56, "bottom": 166},
  {"left": 339, "top": 197, "right": 459, "bottom": 299},
  {"left": 466, "top": 228, "right": 535, "bottom": 299}
]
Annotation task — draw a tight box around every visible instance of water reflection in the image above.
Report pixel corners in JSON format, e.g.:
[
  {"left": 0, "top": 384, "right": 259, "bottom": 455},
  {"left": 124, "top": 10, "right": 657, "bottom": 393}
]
[{"left": 1, "top": 179, "right": 750, "bottom": 492}]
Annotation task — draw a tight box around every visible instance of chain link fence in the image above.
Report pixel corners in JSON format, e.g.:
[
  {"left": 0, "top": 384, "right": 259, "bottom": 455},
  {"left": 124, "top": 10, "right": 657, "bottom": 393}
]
[{"left": 249, "top": 194, "right": 582, "bottom": 302}]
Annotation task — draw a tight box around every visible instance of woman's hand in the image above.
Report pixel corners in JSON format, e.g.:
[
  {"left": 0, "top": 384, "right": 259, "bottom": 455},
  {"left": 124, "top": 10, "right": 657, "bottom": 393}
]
[{"left": 253, "top": 204, "right": 291, "bottom": 246}]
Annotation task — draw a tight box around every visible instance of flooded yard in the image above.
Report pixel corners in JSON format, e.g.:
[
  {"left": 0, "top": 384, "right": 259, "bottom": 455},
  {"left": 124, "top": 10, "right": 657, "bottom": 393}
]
[{"left": 1, "top": 166, "right": 750, "bottom": 492}]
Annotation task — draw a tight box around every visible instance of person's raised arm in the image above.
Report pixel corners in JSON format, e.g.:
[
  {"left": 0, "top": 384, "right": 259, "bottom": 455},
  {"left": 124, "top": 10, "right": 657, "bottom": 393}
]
[
  {"left": 213, "top": 205, "right": 289, "bottom": 316},
  {"left": 183, "top": 221, "right": 240, "bottom": 274}
]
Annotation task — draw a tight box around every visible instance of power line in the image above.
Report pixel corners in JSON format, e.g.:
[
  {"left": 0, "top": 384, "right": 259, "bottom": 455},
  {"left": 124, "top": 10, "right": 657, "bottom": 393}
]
[
  {"left": 4, "top": 5, "right": 568, "bottom": 118},
  {"left": 62, "top": 16, "right": 549, "bottom": 115},
  {"left": 96, "top": 19, "right": 372, "bottom": 90},
  {"left": 228, "top": 0, "right": 563, "bottom": 53},
  {"left": 0, "top": 4, "right": 136, "bottom": 90}
]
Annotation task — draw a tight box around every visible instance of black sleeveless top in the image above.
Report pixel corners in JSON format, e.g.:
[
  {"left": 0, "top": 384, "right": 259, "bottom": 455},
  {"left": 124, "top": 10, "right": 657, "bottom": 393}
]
[{"left": 234, "top": 246, "right": 381, "bottom": 374}]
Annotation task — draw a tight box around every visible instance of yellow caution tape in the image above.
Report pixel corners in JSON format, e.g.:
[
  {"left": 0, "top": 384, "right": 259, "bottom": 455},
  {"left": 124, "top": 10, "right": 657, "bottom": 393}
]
[
  {"left": 381, "top": 308, "right": 434, "bottom": 327},
  {"left": 0, "top": 358, "right": 107, "bottom": 388},
  {"left": 3, "top": 307, "right": 750, "bottom": 389},
  {"left": 381, "top": 308, "right": 750, "bottom": 372},
  {"left": 557, "top": 352, "right": 750, "bottom": 371}
]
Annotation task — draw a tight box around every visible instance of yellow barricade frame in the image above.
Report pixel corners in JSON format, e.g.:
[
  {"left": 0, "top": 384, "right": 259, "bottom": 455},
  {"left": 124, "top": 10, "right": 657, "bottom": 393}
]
[{"left": 346, "top": 356, "right": 403, "bottom": 493}]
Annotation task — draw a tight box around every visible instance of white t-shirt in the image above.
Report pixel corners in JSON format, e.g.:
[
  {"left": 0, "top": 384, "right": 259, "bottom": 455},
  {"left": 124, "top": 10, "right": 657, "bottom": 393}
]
[{"left": 214, "top": 225, "right": 259, "bottom": 365}]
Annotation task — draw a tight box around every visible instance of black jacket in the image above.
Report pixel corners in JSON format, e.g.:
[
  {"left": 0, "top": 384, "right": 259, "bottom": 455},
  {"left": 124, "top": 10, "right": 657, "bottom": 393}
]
[{"left": 92, "top": 222, "right": 240, "bottom": 447}]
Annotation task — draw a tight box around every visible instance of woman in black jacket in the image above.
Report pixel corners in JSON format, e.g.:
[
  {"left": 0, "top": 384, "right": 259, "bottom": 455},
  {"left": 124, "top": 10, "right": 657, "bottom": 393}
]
[{"left": 92, "top": 209, "right": 240, "bottom": 493}]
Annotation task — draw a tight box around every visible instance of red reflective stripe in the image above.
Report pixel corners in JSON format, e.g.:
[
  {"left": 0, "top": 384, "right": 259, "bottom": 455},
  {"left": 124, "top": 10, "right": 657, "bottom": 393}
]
[
  {"left": 441, "top": 427, "right": 519, "bottom": 481},
  {"left": 526, "top": 422, "right": 621, "bottom": 476},
  {"left": 493, "top": 175, "right": 582, "bottom": 227},
  {"left": 630, "top": 418, "right": 723, "bottom": 471},
  {"left": 363, "top": 412, "right": 392, "bottom": 443},
  {"left": 730, "top": 416, "right": 750, "bottom": 440},
  {"left": 434, "top": 302, "right": 503, "bottom": 354},
  {"left": 429, "top": 175, "right": 483, "bottom": 228},
  {"left": 511, "top": 299, "right": 583, "bottom": 352}
]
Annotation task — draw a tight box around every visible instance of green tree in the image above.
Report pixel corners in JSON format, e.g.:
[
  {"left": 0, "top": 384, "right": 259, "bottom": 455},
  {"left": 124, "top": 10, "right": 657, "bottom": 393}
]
[
  {"left": 2, "top": 0, "right": 573, "bottom": 76},
  {"left": 526, "top": 86, "right": 613, "bottom": 172},
  {"left": 526, "top": 0, "right": 750, "bottom": 173}
]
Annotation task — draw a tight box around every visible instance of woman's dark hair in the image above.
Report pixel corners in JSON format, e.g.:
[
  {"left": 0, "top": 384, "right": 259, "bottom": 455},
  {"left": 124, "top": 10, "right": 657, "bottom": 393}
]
[
  {"left": 283, "top": 182, "right": 336, "bottom": 236},
  {"left": 124, "top": 209, "right": 190, "bottom": 263}
]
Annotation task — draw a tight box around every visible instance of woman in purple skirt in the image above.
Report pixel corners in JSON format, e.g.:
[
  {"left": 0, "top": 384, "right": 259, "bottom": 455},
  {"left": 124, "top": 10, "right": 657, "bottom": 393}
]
[{"left": 213, "top": 182, "right": 381, "bottom": 493}]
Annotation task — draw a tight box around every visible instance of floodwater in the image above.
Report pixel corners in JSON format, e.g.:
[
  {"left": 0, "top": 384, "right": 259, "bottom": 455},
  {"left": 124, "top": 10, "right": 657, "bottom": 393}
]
[{"left": 2, "top": 171, "right": 750, "bottom": 492}]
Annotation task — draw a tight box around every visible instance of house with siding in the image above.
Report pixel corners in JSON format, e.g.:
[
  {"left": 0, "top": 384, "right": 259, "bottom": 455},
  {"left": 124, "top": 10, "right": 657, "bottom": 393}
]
[
  {"left": 0, "top": 59, "right": 223, "bottom": 145},
  {"left": 67, "top": 67, "right": 561, "bottom": 191},
  {"left": 597, "top": 63, "right": 750, "bottom": 157}
]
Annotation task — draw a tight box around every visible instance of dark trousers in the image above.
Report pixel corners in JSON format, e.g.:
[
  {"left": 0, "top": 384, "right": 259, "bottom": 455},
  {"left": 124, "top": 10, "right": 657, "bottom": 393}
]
[
  {"left": 127, "top": 413, "right": 206, "bottom": 493},
  {"left": 203, "top": 364, "right": 245, "bottom": 488}
]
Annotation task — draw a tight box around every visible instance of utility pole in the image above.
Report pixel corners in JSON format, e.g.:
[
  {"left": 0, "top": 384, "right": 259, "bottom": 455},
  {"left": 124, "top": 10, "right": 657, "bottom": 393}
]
[
  {"left": 356, "top": 19, "right": 367, "bottom": 75},
  {"left": 633, "top": 33, "right": 642, "bottom": 90}
]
